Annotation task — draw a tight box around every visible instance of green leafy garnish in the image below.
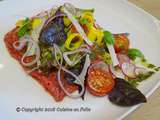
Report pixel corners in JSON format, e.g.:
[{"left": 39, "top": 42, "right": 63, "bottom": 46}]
[
  {"left": 103, "top": 31, "right": 115, "bottom": 45},
  {"left": 39, "top": 44, "right": 55, "bottom": 75},
  {"left": 136, "top": 71, "right": 154, "bottom": 82},
  {"left": 128, "top": 48, "right": 144, "bottom": 60},
  {"left": 101, "top": 52, "right": 112, "bottom": 64},
  {"left": 90, "top": 44, "right": 112, "bottom": 64},
  {"left": 128, "top": 71, "right": 155, "bottom": 87},
  {"left": 80, "top": 18, "right": 88, "bottom": 25},
  {"left": 89, "top": 52, "right": 96, "bottom": 60},
  {"left": 154, "top": 67, "right": 160, "bottom": 71},
  {"left": 17, "top": 18, "right": 31, "bottom": 37},
  {"left": 40, "top": 48, "right": 52, "bottom": 64},
  {"left": 140, "top": 59, "right": 160, "bottom": 71},
  {"left": 127, "top": 80, "right": 139, "bottom": 88},
  {"left": 147, "top": 64, "right": 156, "bottom": 69}
]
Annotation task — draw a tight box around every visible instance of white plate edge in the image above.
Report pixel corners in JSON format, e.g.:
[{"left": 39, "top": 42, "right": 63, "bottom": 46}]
[{"left": 119, "top": 1, "right": 160, "bottom": 120}]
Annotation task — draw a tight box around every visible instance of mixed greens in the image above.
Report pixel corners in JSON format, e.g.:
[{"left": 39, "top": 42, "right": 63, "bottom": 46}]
[{"left": 13, "top": 3, "right": 159, "bottom": 106}]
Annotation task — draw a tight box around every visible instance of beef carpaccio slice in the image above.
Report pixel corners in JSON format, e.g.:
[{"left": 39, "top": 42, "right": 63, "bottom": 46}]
[{"left": 4, "top": 28, "right": 77, "bottom": 102}]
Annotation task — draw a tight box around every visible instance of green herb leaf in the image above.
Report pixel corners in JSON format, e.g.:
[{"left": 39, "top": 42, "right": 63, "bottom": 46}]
[
  {"left": 103, "top": 31, "right": 115, "bottom": 45},
  {"left": 17, "top": 18, "right": 31, "bottom": 37},
  {"left": 136, "top": 71, "right": 154, "bottom": 82},
  {"left": 127, "top": 80, "right": 139, "bottom": 88},
  {"left": 102, "top": 52, "right": 112, "bottom": 64},
  {"left": 18, "top": 24, "right": 29, "bottom": 37},
  {"left": 128, "top": 71, "right": 155, "bottom": 87},
  {"left": 128, "top": 48, "right": 144, "bottom": 60},
  {"left": 154, "top": 67, "right": 160, "bottom": 71},
  {"left": 80, "top": 18, "right": 88, "bottom": 25},
  {"left": 89, "top": 52, "right": 96, "bottom": 60},
  {"left": 147, "top": 64, "right": 156, "bottom": 69}
]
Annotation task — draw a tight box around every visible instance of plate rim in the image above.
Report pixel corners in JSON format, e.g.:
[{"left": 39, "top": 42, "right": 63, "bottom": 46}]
[{"left": 119, "top": 0, "right": 160, "bottom": 119}]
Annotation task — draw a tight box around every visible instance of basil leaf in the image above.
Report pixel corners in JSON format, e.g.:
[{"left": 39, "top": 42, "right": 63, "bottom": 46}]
[
  {"left": 128, "top": 48, "right": 144, "bottom": 60},
  {"left": 108, "top": 78, "right": 147, "bottom": 106},
  {"left": 103, "top": 31, "right": 115, "bottom": 45}
]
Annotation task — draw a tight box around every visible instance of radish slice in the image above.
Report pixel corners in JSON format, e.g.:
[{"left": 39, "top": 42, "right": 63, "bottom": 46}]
[
  {"left": 135, "top": 67, "right": 149, "bottom": 76},
  {"left": 121, "top": 62, "right": 136, "bottom": 78},
  {"left": 109, "top": 65, "right": 125, "bottom": 79},
  {"left": 117, "top": 54, "right": 130, "bottom": 66}
]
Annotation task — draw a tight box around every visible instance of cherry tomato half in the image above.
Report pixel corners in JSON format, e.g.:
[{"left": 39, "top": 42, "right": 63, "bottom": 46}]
[
  {"left": 87, "top": 66, "right": 115, "bottom": 96},
  {"left": 114, "top": 34, "right": 130, "bottom": 53}
]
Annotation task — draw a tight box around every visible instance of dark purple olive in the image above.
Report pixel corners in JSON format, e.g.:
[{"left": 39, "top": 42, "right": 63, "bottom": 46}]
[{"left": 39, "top": 16, "right": 66, "bottom": 46}]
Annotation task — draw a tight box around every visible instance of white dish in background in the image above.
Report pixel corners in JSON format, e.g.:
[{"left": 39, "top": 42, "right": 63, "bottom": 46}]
[{"left": 0, "top": 0, "right": 160, "bottom": 120}]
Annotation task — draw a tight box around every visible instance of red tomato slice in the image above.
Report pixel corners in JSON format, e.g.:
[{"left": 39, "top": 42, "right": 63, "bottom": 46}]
[
  {"left": 114, "top": 34, "right": 130, "bottom": 53},
  {"left": 87, "top": 66, "right": 115, "bottom": 96}
]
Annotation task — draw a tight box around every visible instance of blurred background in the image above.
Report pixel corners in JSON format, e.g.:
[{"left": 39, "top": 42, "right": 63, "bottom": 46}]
[{"left": 126, "top": 0, "right": 160, "bottom": 120}]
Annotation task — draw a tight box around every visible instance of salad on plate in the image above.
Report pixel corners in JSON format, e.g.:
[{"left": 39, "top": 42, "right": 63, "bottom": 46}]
[{"left": 4, "top": 3, "right": 160, "bottom": 106}]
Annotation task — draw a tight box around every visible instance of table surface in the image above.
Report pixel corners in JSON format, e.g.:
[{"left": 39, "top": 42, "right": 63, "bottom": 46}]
[{"left": 126, "top": 0, "right": 160, "bottom": 120}]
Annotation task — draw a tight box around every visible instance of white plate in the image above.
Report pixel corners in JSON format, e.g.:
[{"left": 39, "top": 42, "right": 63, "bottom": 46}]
[{"left": 0, "top": 0, "right": 160, "bottom": 120}]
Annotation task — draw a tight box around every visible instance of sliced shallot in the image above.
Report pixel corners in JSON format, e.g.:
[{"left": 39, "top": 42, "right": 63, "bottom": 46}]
[
  {"left": 13, "top": 35, "right": 40, "bottom": 67},
  {"left": 109, "top": 65, "right": 125, "bottom": 79},
  {"left": 53, "top": 44, "right": 90, "bottom": 98},
  {"left": 107, "top": 44, "right": 119, "bottom": 67},
  {"left": 121, "top": 62, "right": 136, "bottom": 78},
  {"left": 117, "top": 53, "right": 130, "bottom": 66},
  {"left": 63, "top": 48, "right": 90, "bottom": 66},
  {"left": 89, "top": 61, "right": 109, "bottom": 73},
  {"left": 43, "top": 13, "right": 66, "bottom": 29}
]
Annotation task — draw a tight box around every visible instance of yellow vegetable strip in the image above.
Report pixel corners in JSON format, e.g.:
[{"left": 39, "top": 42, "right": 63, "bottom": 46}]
[
  {"left": 81, "top": 12, "right": 94, "bottom": 25},
  {"left": 87, "top": 26, "right": 104, "bottom": 45},
  {"left": 63, "top": 7, "right": 93, "bottom": 46},
  {"left": 32, "top": 18, "right": 42, "bottom": 29},
  {"left": 65, "top": 33, "right": 83, "bottom": 50}
]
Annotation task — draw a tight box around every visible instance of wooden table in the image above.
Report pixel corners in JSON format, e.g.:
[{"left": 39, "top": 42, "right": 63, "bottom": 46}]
[{"left": 126, "top": 0, "right": 160, "bottom": 120}]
